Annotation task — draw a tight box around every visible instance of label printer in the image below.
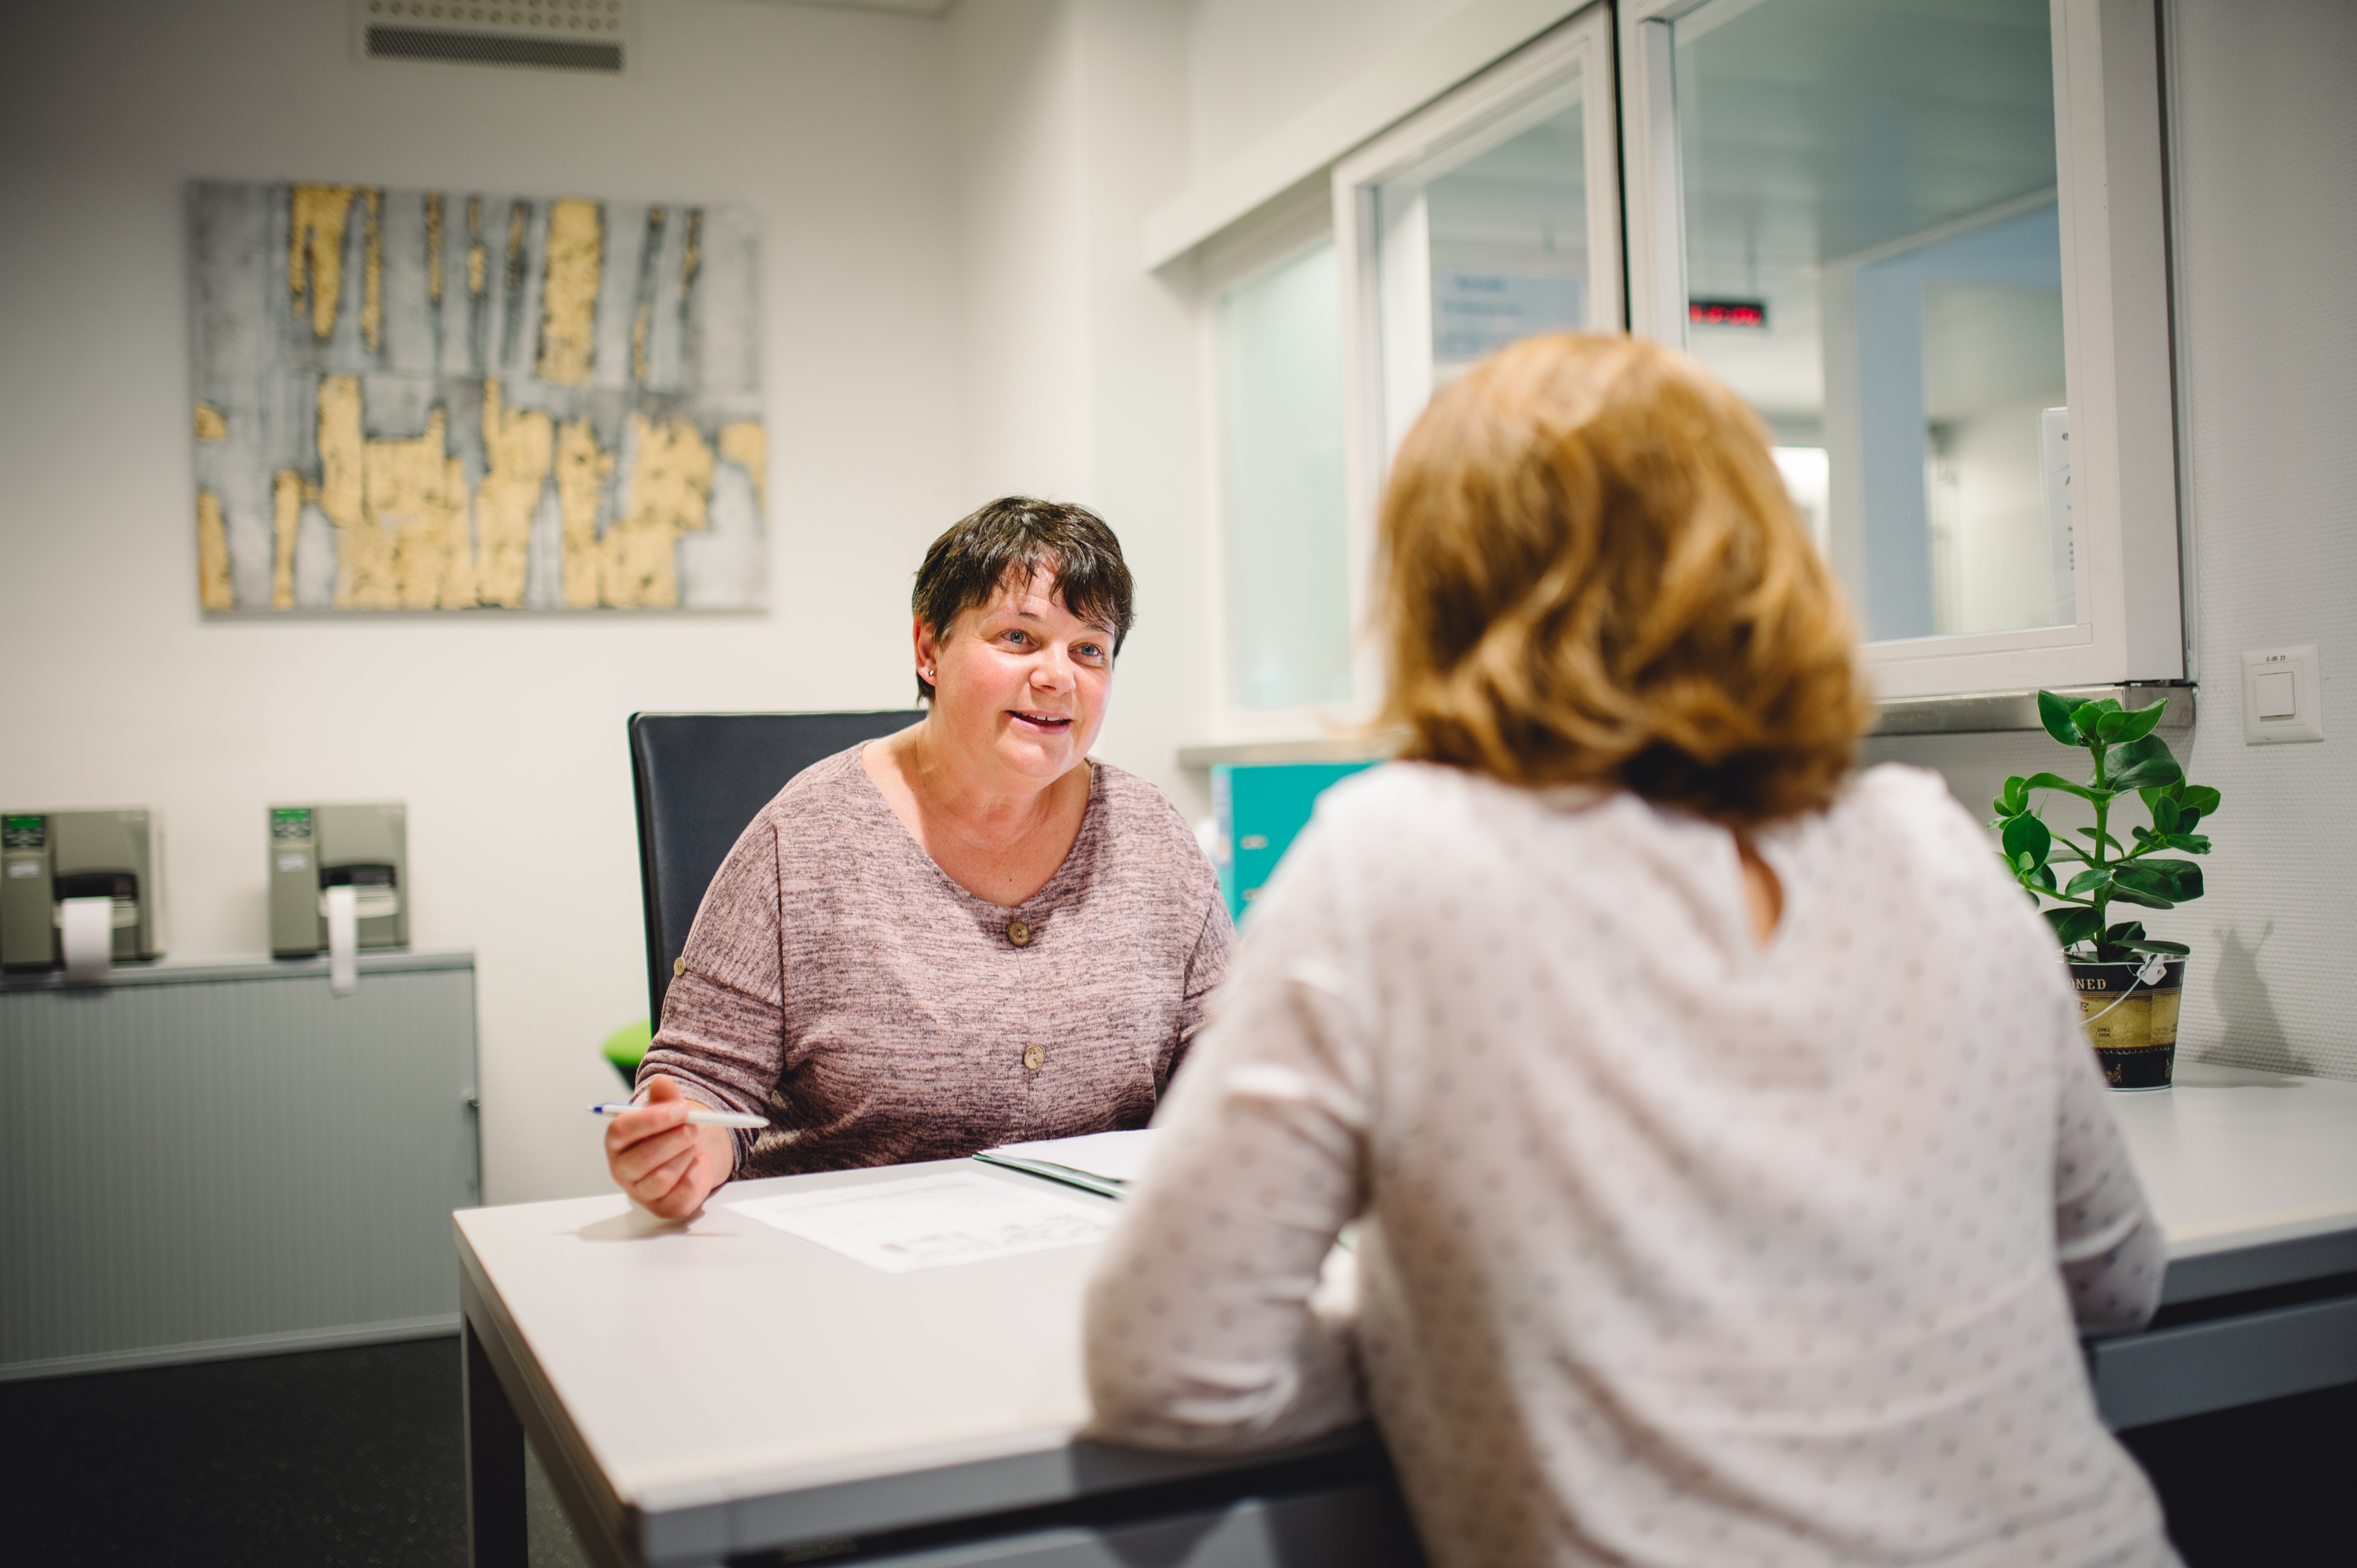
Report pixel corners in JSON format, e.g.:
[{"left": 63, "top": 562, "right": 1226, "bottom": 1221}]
[
  {"left": 2, "top": 809, "right": 168, "bottom": 976},
  {"left": 269, "top": 804, "right": 408, "bottom": 989}
]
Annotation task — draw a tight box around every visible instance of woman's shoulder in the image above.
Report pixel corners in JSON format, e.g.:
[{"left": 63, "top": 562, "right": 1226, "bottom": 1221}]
[
  {"left": 1243, "top": 762, "right": 1584, "bottom": 912},
  {"left": 1301, "top": 759, "right": 1974, "bottom": 855},
  {"left": 1087, "top": 761, "right": 1219, "bottom": 885},
  {"left": 1090, "top": 758, "right": 1202, "bottom": 839},
  {"left": 1841, "top": 759, "right": 1969, "bottom": 813},
  {"left": 1297, "top": 760, "right": 1987, "bottom": 898},
  {"left": 745, "top": 743, "right": 888, "bottom": 842},
  {"left": 1301, "top": 759, "right": 1596, "bottom": 844},
  {"left": 776, "top": 742, "right": 871, "bottom": 800},
  {"left": 1783, "top": 763, "right": 2033, "bottom": 937},
  {"left": 1811, "top": 762, "right": 1993, "bottom": 866}
]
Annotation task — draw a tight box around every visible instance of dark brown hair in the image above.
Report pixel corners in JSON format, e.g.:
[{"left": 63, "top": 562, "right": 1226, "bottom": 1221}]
[
  {"left": 1377, "top": 332, "right": 1870, "bottom": 826},
  {"left": 911, "top": 497, "right": 1135, "bottom": 702}
]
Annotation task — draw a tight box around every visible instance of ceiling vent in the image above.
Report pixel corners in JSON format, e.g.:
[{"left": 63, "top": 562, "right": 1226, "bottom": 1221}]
[{"left": 353, "top": 0, "right": 632, "bottom": 75}]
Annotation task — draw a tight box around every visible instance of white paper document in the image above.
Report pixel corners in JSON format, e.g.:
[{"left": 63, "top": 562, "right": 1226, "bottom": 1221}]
[{"left": 729, "top": 1172, "right": 1115, "bottom": 1273}]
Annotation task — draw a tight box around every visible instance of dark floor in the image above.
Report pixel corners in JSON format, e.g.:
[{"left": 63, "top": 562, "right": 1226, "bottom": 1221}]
[
  {"left": 0, "top": 1339, "right": 2347, "bottom": 1566},
  {"left": 0, "top": 1337, "right": 468, "bottom": 1566}
]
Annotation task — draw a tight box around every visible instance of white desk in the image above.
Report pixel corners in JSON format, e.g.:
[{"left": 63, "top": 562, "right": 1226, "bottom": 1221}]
[
  {"left": 456, "top": 1161, "right": 1420, "bottom": 1568},
  {"left": 2088, "top": 1061, "right": 2357, "bottom": 1429},
  {"left": 458, "top": 1062, "right": 2357, "bottom": 1568}
]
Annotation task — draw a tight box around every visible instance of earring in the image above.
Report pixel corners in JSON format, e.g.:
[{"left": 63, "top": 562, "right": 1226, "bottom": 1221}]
[{"left": 922, "top": 667, "right": 934, "bottom": 680}]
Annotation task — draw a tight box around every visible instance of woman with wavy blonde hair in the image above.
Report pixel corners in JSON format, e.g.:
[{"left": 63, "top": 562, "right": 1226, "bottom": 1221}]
[{"left": 1087, "top": 335, "right": 2174, "bottom": 1567}]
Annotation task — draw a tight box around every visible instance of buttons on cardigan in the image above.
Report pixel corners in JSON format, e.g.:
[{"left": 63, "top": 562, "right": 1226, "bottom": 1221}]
[
  {"left": 1023, "top": 1042, "right": 1047, "bottom": 1072},
  {"left": 673, "top": 956, "right": 686, "bottom": 976},
  {"left": 1007, "top": 918, "right": 1032, "bottom": 947}
]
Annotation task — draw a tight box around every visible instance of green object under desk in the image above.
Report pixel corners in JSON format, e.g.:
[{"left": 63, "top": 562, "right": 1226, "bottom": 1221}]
[{"left": 602, "top": 1018, "right": 651, "bottom": 1090}]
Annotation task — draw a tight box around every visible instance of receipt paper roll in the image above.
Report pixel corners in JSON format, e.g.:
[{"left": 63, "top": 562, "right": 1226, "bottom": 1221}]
[
  {"left": 326, "top": 884, "right": 358, "bottom": 995},
  {"left": 60, "top": 896, "right": 115, "bottom": 982}
]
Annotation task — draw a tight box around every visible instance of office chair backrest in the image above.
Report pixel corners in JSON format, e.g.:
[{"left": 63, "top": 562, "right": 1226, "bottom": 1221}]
[{"left": 629, "top": 710, "right": 921, "bottom": 1028}]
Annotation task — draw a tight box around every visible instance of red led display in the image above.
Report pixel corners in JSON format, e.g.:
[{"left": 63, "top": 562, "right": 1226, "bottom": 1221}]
[{"left": 1688, "top": 298, "right": 1769, "bottom": 328}]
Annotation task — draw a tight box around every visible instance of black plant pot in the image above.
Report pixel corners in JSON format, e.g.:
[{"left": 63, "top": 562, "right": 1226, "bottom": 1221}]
[{"left": 2067, "top": 958, "right": 2185, "bottom": 1090}]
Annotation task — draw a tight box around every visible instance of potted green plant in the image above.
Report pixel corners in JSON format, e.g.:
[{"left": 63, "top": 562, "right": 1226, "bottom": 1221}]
[{"left": 1988, "top": 691, "right": 2222, "bottom": 1090}]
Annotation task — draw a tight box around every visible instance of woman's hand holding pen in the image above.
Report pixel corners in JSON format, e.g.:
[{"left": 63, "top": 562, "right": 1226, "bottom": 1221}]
[{"left": 604, "top": 1076, "right": 737, "bottom": 1218}]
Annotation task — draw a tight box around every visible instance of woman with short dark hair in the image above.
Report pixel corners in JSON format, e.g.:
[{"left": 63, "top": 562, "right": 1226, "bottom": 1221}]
[
  {"left": 607, "top": 497, "right": 1231, "bottom": 1210},
  {"left": 1084, "top": 336, "right": 2172, "bottom": 1566}
]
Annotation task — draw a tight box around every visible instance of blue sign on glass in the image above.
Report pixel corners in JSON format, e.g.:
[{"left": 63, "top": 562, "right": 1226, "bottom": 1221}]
[{"left": 1432, "top": 272, "right": 1584, "bottom": 361}]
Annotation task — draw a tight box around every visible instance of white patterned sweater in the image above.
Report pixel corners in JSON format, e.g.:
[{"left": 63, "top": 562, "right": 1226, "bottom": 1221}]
[{"left": 1086, "top": 763, "right": 2176, "bottom": 1568}]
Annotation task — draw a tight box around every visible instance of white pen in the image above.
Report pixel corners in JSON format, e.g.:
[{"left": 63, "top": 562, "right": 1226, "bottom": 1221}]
[{"left": 589, "top": 1101, "right": 768, "bottom": 1130}]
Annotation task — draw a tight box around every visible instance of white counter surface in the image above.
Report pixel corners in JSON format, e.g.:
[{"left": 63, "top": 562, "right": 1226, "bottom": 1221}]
[
  {"left": 458, "top": 1160, "right": 1131, "bottom": 1529},
  {"left": 2110, "top": 1060, "right": 2357, "bottom": 1259},
  {"left": 457, "top": 1060, "right": 2357, "bottom": 1541}
]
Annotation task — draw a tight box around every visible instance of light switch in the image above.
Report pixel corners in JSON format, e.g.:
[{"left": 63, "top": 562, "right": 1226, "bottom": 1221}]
[{"left": 2243, "top": 644, "right": 2325, "bottom": 745}]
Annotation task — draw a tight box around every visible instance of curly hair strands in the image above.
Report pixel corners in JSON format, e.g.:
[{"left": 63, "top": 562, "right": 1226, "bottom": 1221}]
[
  {"left": 1376, "top": 332, "right": 1871, "bottom": 826},
  {"left": 911, "top": 497, "right": 1137, "bottom": 703}
]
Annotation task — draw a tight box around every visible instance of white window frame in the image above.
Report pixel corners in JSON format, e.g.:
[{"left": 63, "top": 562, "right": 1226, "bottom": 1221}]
[
  {"left": 1332, "top": 5, "right": 1624, "bottom": 723},
  {"left": 1193, "top": 183, "right": 1361, "bottom": 745},
  {"left": 1618, "top": 0, "right": 2183, "bottom": 700}
]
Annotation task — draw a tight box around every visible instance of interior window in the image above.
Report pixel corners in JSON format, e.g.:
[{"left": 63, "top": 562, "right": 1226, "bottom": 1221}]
[
  {"left": 1422, "top": 95, "right": 1593, "bottom": 390},
  {"left": 1217, "top": 240, "right": 1351, "bottom": 713},
  {"left": 1669, "top": 0, "right": 2069, "bottom": 644},
  {"left": 1370, "top": 70, "right": 1601, "bottom": 455}
]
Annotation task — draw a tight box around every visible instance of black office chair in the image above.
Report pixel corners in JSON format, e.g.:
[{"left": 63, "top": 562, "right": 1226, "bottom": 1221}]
[{"left": 629, "top": 710, "right": 921, "bottom": 1027}]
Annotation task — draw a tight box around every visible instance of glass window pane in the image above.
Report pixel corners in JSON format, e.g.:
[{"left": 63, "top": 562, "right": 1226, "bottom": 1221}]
[
  {"left": 1426, "top": 97, "right": 1590, "bottom": 383},
  {"left": 1219, "top": 241, "right": 1351, "bottom": 712},
  {"left": 1373, "top": 71, "right": 1592, "bottom": 450},
  {"left": 1772, "top": 445, "right": 1831, "bottom": 556},
  {"left": 1671, "top": 0, "right": 2069, "bottom": 643}
]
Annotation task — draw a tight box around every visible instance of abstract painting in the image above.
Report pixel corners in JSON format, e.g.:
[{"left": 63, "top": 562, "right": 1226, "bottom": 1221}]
[{"left": 189, "top": 181, "right": 764, "bottom": 613}]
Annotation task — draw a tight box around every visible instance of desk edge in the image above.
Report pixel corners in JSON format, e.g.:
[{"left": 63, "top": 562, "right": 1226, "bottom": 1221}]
[{"left": 456, "top": 1219, "right": 667, "bottom": 1561}]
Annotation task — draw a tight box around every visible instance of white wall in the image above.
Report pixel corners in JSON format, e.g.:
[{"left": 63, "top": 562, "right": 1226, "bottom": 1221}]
[
  {"left": 946, "top": 0, "right": 1209, "bottom": 817},
  {"left": 1869, "top": 0, "right": 2357, "bottom": 1081},
  {"left": 950, "top": 0, "right": 1094, "bottom": 496},
  {"left": 1183, "top": 0, "right": 1473, "bottom": 175},
  {"left": 0, "top": 0, "right": 965, "bottom": 1203}
]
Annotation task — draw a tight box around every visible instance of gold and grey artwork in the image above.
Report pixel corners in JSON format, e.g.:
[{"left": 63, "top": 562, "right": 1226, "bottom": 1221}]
[{"left": 189, "top": 181, "right": 765, "bottom": 613}]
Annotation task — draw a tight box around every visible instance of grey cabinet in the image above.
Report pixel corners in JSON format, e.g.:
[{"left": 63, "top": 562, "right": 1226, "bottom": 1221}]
[{"left": 2, "top": 950, "right": 478, "bottom": 1379}]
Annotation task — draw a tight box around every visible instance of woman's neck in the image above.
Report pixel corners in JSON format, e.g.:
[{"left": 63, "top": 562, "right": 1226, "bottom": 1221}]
[
  {"left": 863, "top": 720, "right": 1094, "bottom": 907},
  {"left": 1734, "top": 832, "right": 1783, "bottom": 948},
  {"left": 902, "top": 720, "right": 1084, "bottom": 840}
]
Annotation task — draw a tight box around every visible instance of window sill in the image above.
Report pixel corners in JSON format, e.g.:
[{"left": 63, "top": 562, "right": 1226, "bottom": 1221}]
[{"left": 1872, "top": 683, "right": 2194, "bottom": 738}]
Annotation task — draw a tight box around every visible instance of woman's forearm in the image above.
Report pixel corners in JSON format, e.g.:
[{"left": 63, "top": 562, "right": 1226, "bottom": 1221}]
[
  {"left": 2047, "top": 985, "right": 2166, "bottom": 1335},
  {"left": 638, "top": 969, "right": 786, "bottom": 1174},
  {"left": 1086, "top": 965, "right": 1371, "bottom": 1451}
]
